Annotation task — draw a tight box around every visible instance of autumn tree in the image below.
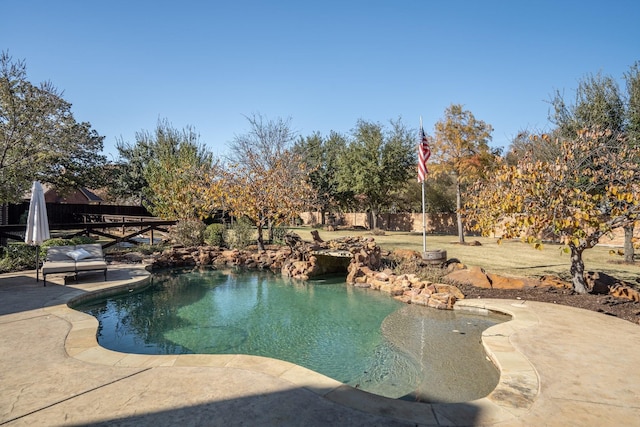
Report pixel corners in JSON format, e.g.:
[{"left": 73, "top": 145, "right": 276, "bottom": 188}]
[
  {"left": 225, "top": 114, "right": 315, "bottom": 250},
  {"left": 432, "top": 104, "right": 494, "bottom": 243},
  {"left": 623, "top": 62, "right": 640, "bottom": 260},
  {"left": 465, "top": 130, "right": 640, "bottom": 294},
  {"left": 506, "top": 129, "right": 563, "bottom": 165},
  {"left": 549, "top": 68, "right": 640, "bottom": 261},
  {"left": 335, "top": 118, "right": 414, "bottom": 229},
  {"left": 0, "top": 51, "right": 106, "bottom": 204}
]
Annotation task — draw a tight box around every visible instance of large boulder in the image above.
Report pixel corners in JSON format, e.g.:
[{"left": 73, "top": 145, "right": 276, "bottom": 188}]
[{"left": 445, "top": 266, "right": 571, "bottom": 290}]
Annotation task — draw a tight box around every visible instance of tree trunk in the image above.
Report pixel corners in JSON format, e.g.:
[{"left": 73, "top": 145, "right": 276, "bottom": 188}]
[
  {"left": 370, "top": 208, "right": 378, "bottom": 230},
  {"left": 624, "top": 225, "right": 635, "bottom": 263},
  {"left": 569, "top": 244, "right": 589, "bottom": 294},
  {"left": 456, "top": 179, "right": 465, "bottom": 244},
  {"left": 267, "top": 218, "right": 274, "bottom": 243},
  {"left": 320, "top": 210, "right": 326, "bottom": 225},
  {"left": 256, "top": 224, "right": 265, "bottom": 251}
]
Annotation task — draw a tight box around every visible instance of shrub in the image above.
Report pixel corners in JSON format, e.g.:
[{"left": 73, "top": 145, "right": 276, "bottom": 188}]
[
  {"left": 41, "top": 238, "right": 74, "bottom": 249},
  {"left": 171, "top": 220, "right": 206, "bottom": 247},
  {"left": 271, "top": 226, "right": 288, "bottom": 245},
  {"left": 0, "top": 243, "right": 38, "bottom": 273},
  {"left": 226, "top": 217, "right": 254, "bottom": 249},
  {"left": 204, "top": 223, "right": 226, "bottom": 247},
  {"left": 390, "top": 257, "right": 447, "bottom": 283},
  {"left": 70, "top": 235, "right": 97, "bottom": 245}
]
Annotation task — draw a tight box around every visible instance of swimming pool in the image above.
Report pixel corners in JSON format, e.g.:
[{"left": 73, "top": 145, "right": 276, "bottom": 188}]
[{"left": 76, "top": 268, "right": 507, "bottom": 402}]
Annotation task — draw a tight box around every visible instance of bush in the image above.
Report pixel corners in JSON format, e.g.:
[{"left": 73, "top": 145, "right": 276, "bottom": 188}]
[
  {"left": 171, "top": 220, "right": 206, "bottom": 247},
  {"left": 390, "top": 256, "right": 447, "bottom": 283},
  {"left": 226, "top": 217, "right": 254, "bottom": 249},
  {"left": 271, "top": 226, "right": 289, "bottom": 245},
  {"left": 70, "top": 235, "right": 97, "bottom": 245},
  {"left": 41, "top": 238, "right": 75, "bottom": 249},
  {"left": 204, "top": 223, "right": 226, "bottom": 247},
  {"left": 0, "top": 243, "right": 38, "bottom": 273}
]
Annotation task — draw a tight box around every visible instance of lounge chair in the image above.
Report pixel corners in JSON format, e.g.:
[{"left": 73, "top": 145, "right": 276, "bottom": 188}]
[{"left": 41, "top": 244, "right": 108, "bottom": 286}]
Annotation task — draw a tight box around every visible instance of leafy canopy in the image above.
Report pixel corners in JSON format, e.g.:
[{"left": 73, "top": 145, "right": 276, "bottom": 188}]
[
  {"left": 432, "top": 104, "right": 495, "bottom": 243},
  {"left": 0, "top": 52, "right": 106, "bottom": 203},
  {"left": 294, "top": 131, "right": 349, "bottom": 219},
  {"left": 113, "top": 119, "right": 222, "bottom": 220},
  {"left": 335, "top": 118, "right": 414, "bottom": 228},
  {"left": 465, "top": 130, "right": 640, "bottom": 293},
  {"left": 224, "top": 114, "right": 316, "bottom": 249}
]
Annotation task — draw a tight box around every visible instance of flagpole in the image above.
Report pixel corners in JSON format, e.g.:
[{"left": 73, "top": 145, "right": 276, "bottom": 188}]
[
  {"left": 420, "top": 116, "right": 427, "bottom": 254},
  {"left": 418, "top": 120, "right": 446, "bottom": 265}
]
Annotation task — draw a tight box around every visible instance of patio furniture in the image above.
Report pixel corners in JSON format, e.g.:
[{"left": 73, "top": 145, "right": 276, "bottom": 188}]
[{"left": 41, "top": 244, "right": 107, "bottom": 286}]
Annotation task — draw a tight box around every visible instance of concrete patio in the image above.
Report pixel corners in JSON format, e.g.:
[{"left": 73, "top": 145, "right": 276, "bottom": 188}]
[{"left": 1, "top": 265, "right": 639, "bottom": 426}]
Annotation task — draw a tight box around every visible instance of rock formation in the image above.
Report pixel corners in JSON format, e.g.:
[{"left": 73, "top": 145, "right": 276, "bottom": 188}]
[{"left": 151, "top": 232, "right": 466, "bottom": 311}]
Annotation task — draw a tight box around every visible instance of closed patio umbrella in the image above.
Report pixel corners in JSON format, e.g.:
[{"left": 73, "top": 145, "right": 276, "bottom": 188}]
[{"left": 24, "top": 181, "right": 50, "bottom": 282}]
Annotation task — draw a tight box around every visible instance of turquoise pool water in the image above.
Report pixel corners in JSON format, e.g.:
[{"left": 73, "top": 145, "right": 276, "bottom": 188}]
[{"left": 77, "top": 268, "right": 507, "bottom": 402}]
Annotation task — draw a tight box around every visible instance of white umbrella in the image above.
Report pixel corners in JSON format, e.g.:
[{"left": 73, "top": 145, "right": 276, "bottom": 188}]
[{"left": 24, "top": 181, "right": 50, "bottom": 282}]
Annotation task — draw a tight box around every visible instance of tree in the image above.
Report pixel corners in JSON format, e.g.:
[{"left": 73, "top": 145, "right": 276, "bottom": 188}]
[
  {"left": 626, "top": 62, "right": 640, "bottom": 140},
  {"left": 506, "top": 129, "right": 562, "bottom": 165},
  {"left": 335, "top": 118, "right": 414, "bottom": 229},
  {"left": 294, "top": 130, "right": 348, "bottom": 224},
  {"left": 225, "top": 114, "right": 315, "bottom": 249},
  {"left": 550, "top": 69, "right": 638, "bottom": 262},
  {"left": 432, "top": 104, "right": 494, "bottom": 243},
  {"left": 110, "top": 134, "right": 156, "bottom": 205},
  {"left": 465, "top": 130, "right": 640, "bottom": 294},
  {"left": 0, "top": 51, "right": 106, "bottom": 204},
  {"left": 550, "top": 72, "right": 625, "bottom": 138},
  {"left": 390, "top": 175, "right": 456, "bottom": 214},
  {"left": 624, "top": 62, "right": 640, "bottom": 261},
  {"left": 114, "top": 119, "right": 221, "bottom": 220}
]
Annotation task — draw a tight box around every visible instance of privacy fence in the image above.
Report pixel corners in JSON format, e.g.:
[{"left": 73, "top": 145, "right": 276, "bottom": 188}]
[
  {"left": 3, "top": 202, "right": 151, "bottom": 225},
  {"left": 299, "top": 211, "right": 459, "bottom": 234}
]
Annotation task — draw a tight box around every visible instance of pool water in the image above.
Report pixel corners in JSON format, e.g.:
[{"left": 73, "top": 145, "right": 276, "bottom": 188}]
[{"left": 77, "top": 268, "right": 507, "bottom": 402}]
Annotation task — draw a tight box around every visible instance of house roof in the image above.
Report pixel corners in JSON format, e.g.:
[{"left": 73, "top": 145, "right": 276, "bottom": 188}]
[
  {"left": 24, "top": 184, "right": 104, "bottom": 204},
  {"left": 78, "top": 188, "right": 103, "bottom": 202}
]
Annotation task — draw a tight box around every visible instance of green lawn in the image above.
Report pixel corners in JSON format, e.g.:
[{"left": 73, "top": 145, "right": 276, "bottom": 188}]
[{"left": 290, "top": 227, "right": 640, "bottom": 283}]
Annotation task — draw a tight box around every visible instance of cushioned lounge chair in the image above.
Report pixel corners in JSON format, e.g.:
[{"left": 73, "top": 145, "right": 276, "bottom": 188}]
[{"left": 41, "top": 243, "right": 107, "bottom": 286}]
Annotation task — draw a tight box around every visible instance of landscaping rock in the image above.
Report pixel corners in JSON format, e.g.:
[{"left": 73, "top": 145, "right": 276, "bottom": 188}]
[{"left": 152, "top": 235, "right": 465, "bottom": 311}]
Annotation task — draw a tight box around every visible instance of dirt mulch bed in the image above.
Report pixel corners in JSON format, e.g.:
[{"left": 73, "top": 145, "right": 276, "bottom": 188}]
[{"left": 456, "top": 282, "right": 640, "bottom": 325}]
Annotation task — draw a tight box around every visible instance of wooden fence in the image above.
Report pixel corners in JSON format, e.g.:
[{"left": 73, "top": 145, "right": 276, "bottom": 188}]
[
  {"left": 299, "top": 211, "right": 459, "bottom": 234},
  {"left": 0, "top": 219, "right": 176, "bottom": 249},
  {"left": 5, "top": 202, "right": 151, "bottom": 225}
]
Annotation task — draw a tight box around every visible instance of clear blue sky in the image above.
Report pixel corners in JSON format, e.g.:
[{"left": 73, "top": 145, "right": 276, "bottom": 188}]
[{"left": 3, "top": 0, "right": 639, "bottom": 160}]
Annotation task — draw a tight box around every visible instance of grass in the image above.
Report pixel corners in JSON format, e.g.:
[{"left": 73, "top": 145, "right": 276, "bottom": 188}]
[{"left": 290, "top": 227, "right": 640, "bottom": 283}]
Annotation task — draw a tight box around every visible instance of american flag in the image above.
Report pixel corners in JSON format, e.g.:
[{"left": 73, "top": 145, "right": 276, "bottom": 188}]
[{"left": 418, "top": 125, "right": 431, "bottom": 182}]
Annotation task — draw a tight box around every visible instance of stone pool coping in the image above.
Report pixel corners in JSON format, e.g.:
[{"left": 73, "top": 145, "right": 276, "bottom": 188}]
[
  {"left": 54, "top": 267, "right": 534, "bottom": 425},
  {"left": 3, "top": 265, "right": 640, "bottom": 425}
]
